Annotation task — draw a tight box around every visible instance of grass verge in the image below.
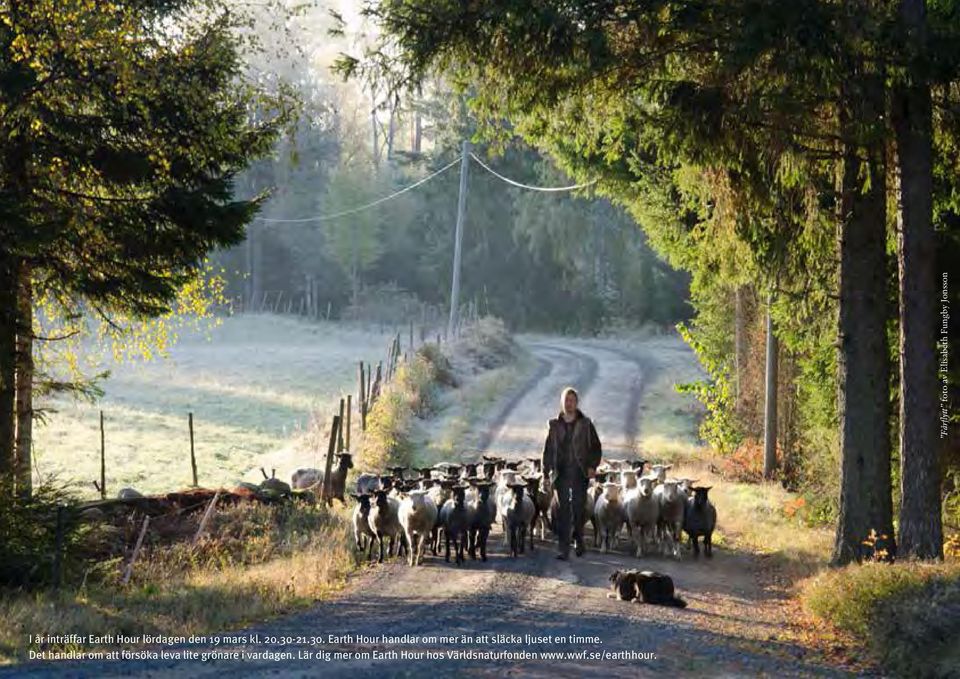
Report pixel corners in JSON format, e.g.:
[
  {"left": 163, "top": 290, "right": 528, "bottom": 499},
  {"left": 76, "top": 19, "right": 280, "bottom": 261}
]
[
  {"left": 0, "top": 501, "right": 354, "bottom": 664},
  {"left": 801, "top": 560, "right": 960, "bottom": 678}
]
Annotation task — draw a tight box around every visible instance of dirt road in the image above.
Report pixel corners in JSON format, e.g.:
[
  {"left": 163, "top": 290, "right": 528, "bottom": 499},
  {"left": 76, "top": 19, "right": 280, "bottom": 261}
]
[{"left": 6, "top": 338, "right": 857, "bottom": 678}]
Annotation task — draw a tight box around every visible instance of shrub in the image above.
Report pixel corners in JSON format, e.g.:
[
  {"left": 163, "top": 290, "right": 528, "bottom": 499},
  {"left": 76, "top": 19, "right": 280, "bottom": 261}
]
[
  {"left": 803, "top": 561, "right": 960, "bottom": 678},
  {"left": 457, "top": 317, "right": 516, "bottom": 369},
  {"left": 0, "top": 485, "right": 89, "bottom": 589}
]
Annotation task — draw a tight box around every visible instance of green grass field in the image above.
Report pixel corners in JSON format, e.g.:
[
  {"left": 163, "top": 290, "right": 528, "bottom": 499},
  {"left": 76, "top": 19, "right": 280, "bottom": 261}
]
[{"left": 33, "top": 314, "right": 400, "bottom": 497}]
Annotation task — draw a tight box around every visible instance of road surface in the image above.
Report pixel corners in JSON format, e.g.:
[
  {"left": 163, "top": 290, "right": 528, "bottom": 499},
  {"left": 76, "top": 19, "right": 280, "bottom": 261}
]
[{"left": 5, "top": 338, "right": 858, "bottom": 678}]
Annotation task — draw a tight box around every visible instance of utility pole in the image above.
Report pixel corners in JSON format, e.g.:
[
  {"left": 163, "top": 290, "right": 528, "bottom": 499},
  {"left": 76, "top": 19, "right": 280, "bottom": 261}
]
[
  {"left": 447, "top": 141, "right": 470, "bottom": 338},
  {"left": 763, "top": 293, "right": 779, "bottom": 480}
]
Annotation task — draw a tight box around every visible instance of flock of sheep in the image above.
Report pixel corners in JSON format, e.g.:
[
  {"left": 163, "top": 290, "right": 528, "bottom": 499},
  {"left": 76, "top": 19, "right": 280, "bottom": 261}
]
[{"left": 292, "top": 453, "right": 718, "bottom": 567}]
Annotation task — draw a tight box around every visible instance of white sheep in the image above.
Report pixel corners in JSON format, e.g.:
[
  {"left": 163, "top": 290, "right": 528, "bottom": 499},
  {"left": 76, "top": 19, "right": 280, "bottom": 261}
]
[
  {"left": 655, "top": 479, "right": 685, "bottom": 558},
  {"left": 398, "top": 490, "right": 438, "bottom": 566},
  {"left": 350, "top": 493, "right": 375, "bottom": 557},
  {"left": 367, "top": 489, "right": 405, "bottom": 563},
  {"left": 619, "top": 469, "right": 639, "bottom": 497},
  {"left": 594, "top": 482, "right": 626, "bottom": 553},
  {"left": 649, "top": 463, "right": 673, "bottom": 485},
  {"left": 624, "top": 476, "right": 660, "bottom": 557}
]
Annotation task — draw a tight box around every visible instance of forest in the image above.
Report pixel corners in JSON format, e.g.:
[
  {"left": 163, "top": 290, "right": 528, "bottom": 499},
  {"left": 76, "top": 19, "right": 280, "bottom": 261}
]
[
  {"left": 0, "top": 0, "right": 958, "bottom": 675},
  {"left": 336, "top": 0, "right": 960, "bottom": 565}
]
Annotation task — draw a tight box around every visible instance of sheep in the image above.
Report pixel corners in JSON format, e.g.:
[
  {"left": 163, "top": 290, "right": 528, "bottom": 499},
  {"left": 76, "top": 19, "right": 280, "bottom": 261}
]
[
  {"left": 398, "top": 490, "right": 439, "bottom": 566},
  {"left": 619, "top": 469, "right": 639, "bottom": 496},
  {"left": 524, "top": 457, "right": 542, "bottom": 475},
  {"left": 629, "top": 459, "right": 648, "bottom": 473},
  {"left": 411, "top": 466, "right": 433, "bottom": 481},
  {"left": 467, "top": 480, "right": 496, "bottom": 561},
  {"left": 460, "top": 463, "right": 479, "bottom": 480},
  {"left": 655, "top": 479, "right": 685, "bottom": 558},
  {"left": 504, "top": 483, "right": 534, "bottom": 558},
  {"left": 322, "top": 452, "right": 354, "bottom": 505},
  {"left": 440, "top": 485, "right": 470, "bottom": 565},
  {"left": 428, "top": 479, "right": 454, "bottom": 555},
  {"left": 594, "top": 482, "right": 626, "bottom": 553},
  {"left": 584, "top": 473, "right": 608, "bottom": 546},
  {"left": 386, "top": 465, "right": 408, "bottom": 482},
  {"left": 367, "top": 489, "right": 406, "bottom": 563},
  {"left": 355, "top": 472, "right": 382, "bottom": 495},
  {"left": 291, "top": 468, "right": 322, "bottom": 490},
  {"left": 649, "top": 464, "right": 673, "bottom": 485},
  {"left": 350, "top": 493, "right": 375, "bottom": 556},
  {"left": 523, "top": 476, "right": 541, "bottom": 550},
  {"left": 624, "top": 476, "right": 660, "bottom": 557},
  {"left": 530, "top": 473, "right": 554, "bottom": 540},
  {"left": 677, "top": 477, "right": 699, "bottom": 500},
  {"left": 683, "top": 486, "right": 717, "bottom": 558},
  {"left": 480, "top": 460, "right": 498, "bottom": 480},
  {"left": 496, "top": 470, "right": 522, "bottom": 545}
]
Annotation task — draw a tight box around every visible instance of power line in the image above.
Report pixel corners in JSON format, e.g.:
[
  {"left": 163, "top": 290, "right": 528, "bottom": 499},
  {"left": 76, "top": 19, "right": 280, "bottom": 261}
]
[
  {"left": 468, "top": 152, "right": 596, "bottom": 192},
  {"left": 254, "top": 156, "right": 461, "bottom": 224}
]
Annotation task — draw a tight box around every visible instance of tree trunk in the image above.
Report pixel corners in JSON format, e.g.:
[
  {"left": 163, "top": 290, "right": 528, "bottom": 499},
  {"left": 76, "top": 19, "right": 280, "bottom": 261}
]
[
  {"left": 763, "top": 295, "right": 779, "bottom": 480},
  {"left": 14, "top": 260, "right": 32, "bottom": 498},
  {"left": 734, "top": 285, "right": 749, "bottom": 417},
  {"left": 833, "top": 72, "right": 895, "bottom": 565},
  {"left": 386, "top": 99, "right": 396, "bottom": 161},
  {"left": 893, "top": 0, "right": 942, "bottom": 559},
  {"left": 371, "top": 87, "right": 380, "bottom": 169},
  {"left": 0, "top": 253, "right": 17, "bottom": 499},
  {"left": 413, "top": 106, "right": 422, "bottom": 154}
]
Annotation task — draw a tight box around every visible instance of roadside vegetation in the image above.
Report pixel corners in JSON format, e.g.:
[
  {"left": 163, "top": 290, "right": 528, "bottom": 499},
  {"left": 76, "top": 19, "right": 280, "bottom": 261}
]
[
  {"left": 0, "top": 498, "right": 354, "bottom": 664},
  {"left": 802, "top": 560, "right": 960, "bottom": 678},
  {"left": 359, "top": 317, "right": 517, "bottom": 471}
]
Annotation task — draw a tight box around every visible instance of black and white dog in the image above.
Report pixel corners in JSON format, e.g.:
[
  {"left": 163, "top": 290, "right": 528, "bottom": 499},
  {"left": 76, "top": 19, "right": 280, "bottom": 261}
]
[{"left": 608, "top": 569, "right": 687, "bottom": 608}]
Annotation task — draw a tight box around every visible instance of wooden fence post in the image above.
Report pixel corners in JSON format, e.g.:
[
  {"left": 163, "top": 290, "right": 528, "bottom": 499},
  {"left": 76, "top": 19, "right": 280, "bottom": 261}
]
[
  {"left": 337, "top": 398, "right": 345, "bottom": 453},
  {"left": 358, "top": 361, "right": 367, "bottom": 431},
  {"left": 193, "top": 491, "right": 220, "bottom": 544},
  {"left": 321, "top": 415, "right": 340, "bottom": 504},
  {"left": 122, "top": 515, "right": 150, "bottom": 585},
  {"left": 99, "top": 410, "right": 106, "bottom": 500},
  {"left": 346, "top": 394, "right": 352, "bottom": 451},
  {"left": 189, "top": 412, "right": 197, "bottom": 487}
]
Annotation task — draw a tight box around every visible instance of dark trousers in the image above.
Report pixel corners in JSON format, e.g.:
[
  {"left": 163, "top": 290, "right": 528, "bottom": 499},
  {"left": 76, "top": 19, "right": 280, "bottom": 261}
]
[{"left": 555, "top": 465, "right": 587, "bottom": 556}]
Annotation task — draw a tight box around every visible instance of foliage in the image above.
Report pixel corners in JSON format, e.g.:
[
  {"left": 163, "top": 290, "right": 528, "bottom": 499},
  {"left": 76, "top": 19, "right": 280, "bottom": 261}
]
[
  {"left": 0, "top": 483, "right": 87, "bottom": 589},
  {"left": 803, "top": 561, "right": 960, "bottom": 678},
  {"left": 676, "top": 322, "right": 740, "bottom": 455},
  {"left": 0, "top": 499, "right": 354, "bottom": 663},
  {"left": 214, "top": 78, "right": 691, "bottom": 332},
  {"left": 455, "top": 316, "right": 516, "bottom": 370}
]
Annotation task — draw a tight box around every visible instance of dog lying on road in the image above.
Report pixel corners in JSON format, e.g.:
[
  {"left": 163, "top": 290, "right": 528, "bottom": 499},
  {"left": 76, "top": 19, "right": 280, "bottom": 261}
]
[{"left": 608, "top": 569, "right": 687, "bottom": 608}]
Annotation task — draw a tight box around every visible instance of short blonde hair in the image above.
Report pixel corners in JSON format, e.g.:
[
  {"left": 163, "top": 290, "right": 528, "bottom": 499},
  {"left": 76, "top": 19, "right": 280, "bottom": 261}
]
[{"left": 560, "top": 387, "right": 579, "bottom": 409}]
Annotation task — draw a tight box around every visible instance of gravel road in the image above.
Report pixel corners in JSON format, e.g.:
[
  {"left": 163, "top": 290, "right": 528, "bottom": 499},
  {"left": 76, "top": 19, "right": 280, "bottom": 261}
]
[{"left": 5, "top": 338, "right": 860, "bottom": 678}]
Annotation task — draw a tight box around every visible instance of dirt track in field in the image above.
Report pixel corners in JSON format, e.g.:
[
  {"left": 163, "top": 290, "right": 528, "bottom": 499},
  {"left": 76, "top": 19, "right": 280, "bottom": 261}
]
[{"left": 5, "top": 337, "right": 861, "bottom": 678}]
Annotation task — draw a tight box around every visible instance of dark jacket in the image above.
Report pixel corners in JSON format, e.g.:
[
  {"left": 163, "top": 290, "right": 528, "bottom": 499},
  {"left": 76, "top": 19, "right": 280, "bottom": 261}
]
[{"left": 542, "top": 410, "right": 602, "bottom": 477}]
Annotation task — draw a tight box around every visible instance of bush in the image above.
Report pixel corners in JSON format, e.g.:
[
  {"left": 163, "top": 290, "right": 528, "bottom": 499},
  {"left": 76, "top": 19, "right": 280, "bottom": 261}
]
[
  {"left": 0, "top": 485, "right": 88, "bottom": 589},
  {"left": 457, "top": 317, "right": 515, "bottom": 369},
  {"left": 803, "top": 561, "right": 960, "bottom": 678}
]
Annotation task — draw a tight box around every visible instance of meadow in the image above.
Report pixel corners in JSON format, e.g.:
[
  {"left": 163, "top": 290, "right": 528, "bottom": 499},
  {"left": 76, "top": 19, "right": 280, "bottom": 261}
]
[{"left": 33, "top": 314, "right": 401, "bottom": 497}]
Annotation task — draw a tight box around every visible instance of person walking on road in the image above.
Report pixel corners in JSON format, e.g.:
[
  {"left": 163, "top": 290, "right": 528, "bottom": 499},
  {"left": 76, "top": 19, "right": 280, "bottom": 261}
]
[{"left": 542, "top": 387, "right": 602, "bottom": 560}]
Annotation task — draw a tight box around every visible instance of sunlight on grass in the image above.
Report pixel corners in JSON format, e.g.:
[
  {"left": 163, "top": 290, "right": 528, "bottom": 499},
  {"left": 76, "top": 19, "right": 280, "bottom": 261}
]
[
  {"left": 0, "top": 503, "right": 355, "bottom": 664},
  {"left": 33, "top": 315, "right": 395, "bottom": 497}
]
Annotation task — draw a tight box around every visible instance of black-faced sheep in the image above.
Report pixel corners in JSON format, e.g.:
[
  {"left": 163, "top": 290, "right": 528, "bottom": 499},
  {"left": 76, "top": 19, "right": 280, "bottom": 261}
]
[
  {"left": 683, "top": 486, "right": 717, "bottom": 558},
  {"left": 440, "top": 484, "right": 470, "bottom": 566}
]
